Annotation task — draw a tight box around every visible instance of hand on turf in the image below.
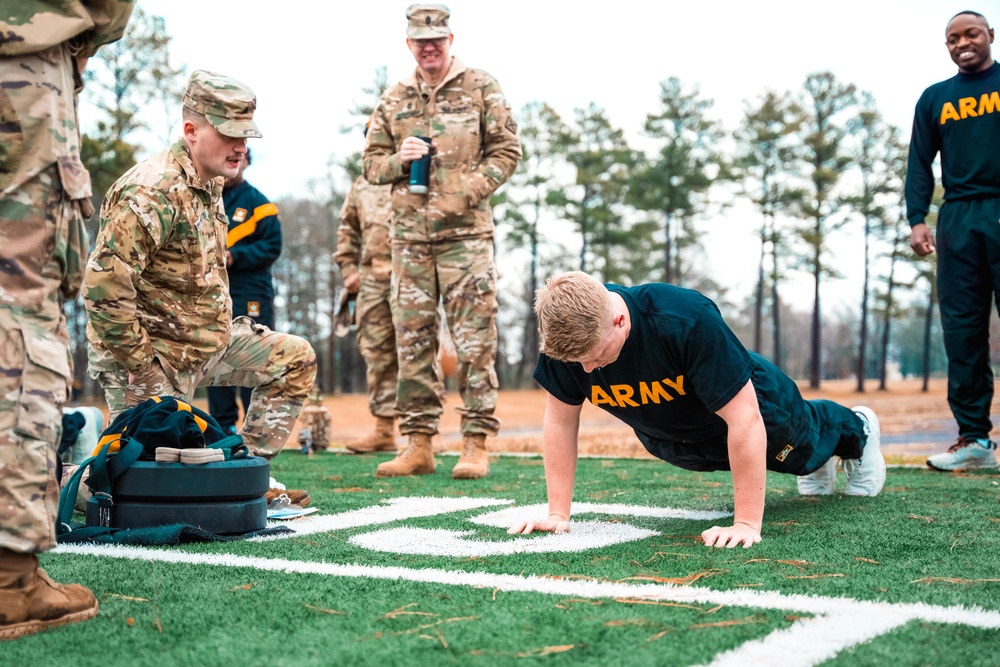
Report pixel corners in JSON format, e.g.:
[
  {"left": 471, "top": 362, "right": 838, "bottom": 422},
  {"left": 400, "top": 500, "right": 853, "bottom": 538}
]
[
  {"left": 507, "top": 515, "right": 570, "bottom": 535},
  {"left": 701, "top": 523, "right": 761, "bottom": 549}
]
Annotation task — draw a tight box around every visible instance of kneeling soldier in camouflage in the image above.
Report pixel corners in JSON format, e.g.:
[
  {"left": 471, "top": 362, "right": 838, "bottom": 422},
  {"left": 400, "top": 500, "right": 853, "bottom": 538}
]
[{"left": 82, "top": 71, "right": 316, "bottom": 466}]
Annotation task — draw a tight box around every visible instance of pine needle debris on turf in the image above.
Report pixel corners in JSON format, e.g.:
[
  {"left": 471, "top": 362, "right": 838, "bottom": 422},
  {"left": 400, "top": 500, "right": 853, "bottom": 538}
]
[{"left": 11, "top": 452, "right": 1000, "bottom": 667}]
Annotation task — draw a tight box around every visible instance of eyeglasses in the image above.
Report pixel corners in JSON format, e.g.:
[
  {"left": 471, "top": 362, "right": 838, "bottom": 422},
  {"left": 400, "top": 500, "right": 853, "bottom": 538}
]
[{"left": 412, "top": 37, "right": 448, "bottom": 48}]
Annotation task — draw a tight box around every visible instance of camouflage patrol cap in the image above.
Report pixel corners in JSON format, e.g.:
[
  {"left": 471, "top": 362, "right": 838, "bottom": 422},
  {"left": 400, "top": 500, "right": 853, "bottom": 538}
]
[
  {"left": 406, "top": 4, "right": 451, "bottom": 39},
  {"left": 183, "top": 70, "right": 262, "bottom": 139}
]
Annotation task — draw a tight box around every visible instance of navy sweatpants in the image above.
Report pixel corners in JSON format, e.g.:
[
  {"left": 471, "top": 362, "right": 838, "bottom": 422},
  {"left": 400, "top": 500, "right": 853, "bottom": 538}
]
[{"left": 935, "top": 197, "right": 1000, "bottom": 440}]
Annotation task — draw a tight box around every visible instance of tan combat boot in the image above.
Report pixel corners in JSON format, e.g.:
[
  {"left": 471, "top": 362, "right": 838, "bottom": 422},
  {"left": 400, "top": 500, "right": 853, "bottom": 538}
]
[
  {"left": 0, "top": 548, "right": 98, "bottom": 641},
  {"left": 346, "top": 416, "right": 397, "bottom": 454},
  {"left": 376, "top": 433, "right": 435, "bottom": 477},
  {"left": 452, "top": 434, "right": 489, "bottom": 480}
]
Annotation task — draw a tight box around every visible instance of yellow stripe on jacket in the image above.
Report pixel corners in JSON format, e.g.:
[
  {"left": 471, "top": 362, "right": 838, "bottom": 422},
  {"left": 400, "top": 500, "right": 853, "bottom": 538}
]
[{"left": 227, "top": 202, "right": 278, "bottom": 248}]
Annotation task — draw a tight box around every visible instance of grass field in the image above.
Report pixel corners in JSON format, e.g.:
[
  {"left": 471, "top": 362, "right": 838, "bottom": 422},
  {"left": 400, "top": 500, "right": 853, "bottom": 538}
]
[{"left": 6, "top": 451, "right": 1000, "bottom": 667}]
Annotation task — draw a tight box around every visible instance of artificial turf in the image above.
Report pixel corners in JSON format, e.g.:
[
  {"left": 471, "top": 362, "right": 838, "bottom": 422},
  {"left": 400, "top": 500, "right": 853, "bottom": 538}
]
[{"left": 4, "top": 452, "right": 998, "bottom": 666}]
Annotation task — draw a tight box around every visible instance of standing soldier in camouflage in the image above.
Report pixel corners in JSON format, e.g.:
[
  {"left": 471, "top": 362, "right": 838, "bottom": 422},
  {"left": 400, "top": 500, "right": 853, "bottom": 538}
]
[
  {"left": 82, "top": 71, "right": 317, "bottom": 463},
  {"left": 364, "top": 4, "right": 521, "bottom": 479},
  {"left": 0, "top": 0, "right": 135, "bottom": 640},
  {"left": 335, "top": 150, "right": 446, "bottom": 454},
  {"left": 335, "top": 173, "right": 400, "bottom": 453}
]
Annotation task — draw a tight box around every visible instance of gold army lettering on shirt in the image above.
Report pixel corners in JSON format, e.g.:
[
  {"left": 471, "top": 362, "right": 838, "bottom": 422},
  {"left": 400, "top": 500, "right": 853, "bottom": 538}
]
[
  {"left": 939, "top": 90, "right": 1000, "bottom": 124},
  {"left": 591, "top": 376, "right": 687, "bottom": 408}
]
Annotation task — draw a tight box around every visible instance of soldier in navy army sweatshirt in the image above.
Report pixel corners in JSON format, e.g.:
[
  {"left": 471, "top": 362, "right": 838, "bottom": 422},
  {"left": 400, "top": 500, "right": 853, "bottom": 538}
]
[{"left": 905, "top": 10, "right": 1000, "bottom": 471}]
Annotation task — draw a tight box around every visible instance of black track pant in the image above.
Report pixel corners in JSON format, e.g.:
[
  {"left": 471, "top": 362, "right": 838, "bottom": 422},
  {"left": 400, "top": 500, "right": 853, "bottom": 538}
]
[{"left": 936, "top": 197, "right": 1000, "bottom": 440}]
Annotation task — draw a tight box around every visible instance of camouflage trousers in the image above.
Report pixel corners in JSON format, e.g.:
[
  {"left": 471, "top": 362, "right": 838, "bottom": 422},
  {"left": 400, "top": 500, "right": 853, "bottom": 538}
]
[
  {"left": 391, "top": 236, "right": 499, "bottom": 436},
  {"left": 357, "top": 271, "right": 444, "bottom": 419},
  {"left": 90, "top": 317, "right": 317, "bottom": 458},
  {"left": 356, "top": 272, "right": 398, "bottom": 419},
  {"left": 0, "top": 308, "right": 71, "bottom": 553},
  {"left": 0, "top": 167, "right": 81, "bottom": 553}
]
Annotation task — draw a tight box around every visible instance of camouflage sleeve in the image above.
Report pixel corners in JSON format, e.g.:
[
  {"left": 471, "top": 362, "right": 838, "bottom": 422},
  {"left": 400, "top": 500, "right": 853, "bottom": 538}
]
[
  {"left": 362, "top": 99, "right": 407, "bottom": 185},
  {"left": 468, "top": 74, "right": 522, "bottom": 206},
  {"left": 62, "top": 202, "right": 89, "bottom": 301},
  {"left": 333, "top": 184, "right": 361, "bottom": 279},
  {"left": 82, "top": 186, "right": 171, "bottom": 373},
  {"left": 73, "top": 0, "right": 136, "bottom": 57},
  {"left": 0, "top": 0, "right": 133, "bottom": 55}
]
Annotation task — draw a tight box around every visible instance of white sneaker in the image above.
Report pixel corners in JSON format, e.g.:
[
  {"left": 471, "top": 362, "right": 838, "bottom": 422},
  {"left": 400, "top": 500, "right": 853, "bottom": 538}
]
[
  {"left": 844, "top": 406, "right": 885, "bottom": 497},
  {"left": 927, "top": 438, "right": 999, "bottom": 471},
  {"left": 797, "top": 458, "right": 836, "bottom": 495}
]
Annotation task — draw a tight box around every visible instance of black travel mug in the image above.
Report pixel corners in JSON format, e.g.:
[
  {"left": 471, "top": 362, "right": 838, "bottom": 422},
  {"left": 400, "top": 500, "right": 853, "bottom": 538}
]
[{"left": 409, "top": 136, "right": 432, "bottom": 194}]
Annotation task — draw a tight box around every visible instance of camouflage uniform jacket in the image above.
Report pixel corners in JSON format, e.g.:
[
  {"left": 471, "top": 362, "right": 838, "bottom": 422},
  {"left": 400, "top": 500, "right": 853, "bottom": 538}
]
[
  {"left": 363, "top": 56, "right": 521, "bottom": 242},
  {"left": 335, "top": 176, "right": 393, "bottom": 282},
  {"left": 0, "top": 0, "right": 135, "bottom": 309},
  {"left": 83, "top": 139, "right": 232, "bottom": 376},
  {"left": 0, "top": 1, "right": 134, "bottom": 57}
]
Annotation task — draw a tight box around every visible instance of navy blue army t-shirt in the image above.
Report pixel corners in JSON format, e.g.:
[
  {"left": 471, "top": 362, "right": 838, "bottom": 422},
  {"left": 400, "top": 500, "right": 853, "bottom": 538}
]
[{"left": 533, "top": 283, "right": 803, "bottom": 472}]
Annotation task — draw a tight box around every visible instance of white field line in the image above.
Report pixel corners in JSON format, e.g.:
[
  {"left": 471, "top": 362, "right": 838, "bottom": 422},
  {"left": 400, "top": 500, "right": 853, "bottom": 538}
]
[
  {"left": 250, "top": 496, "right": 510, "bottom": 541},
  {"left": 698, "top": 612, "right": 913, "bottom": 667},
  {"left": 53, "top": 497, "right": 999, "bottom": 666},
  {"left": 55, "top": 544, "right": 1000, "bottom": 667},
  {"left": 56, "top": 543, "right": 1000, "bottom": 629}
]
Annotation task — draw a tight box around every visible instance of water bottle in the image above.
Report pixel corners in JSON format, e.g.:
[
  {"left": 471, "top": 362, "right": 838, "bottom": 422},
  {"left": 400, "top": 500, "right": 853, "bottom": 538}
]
[{"left": 409, "top": 136, "right": 432, "bottom": 194}]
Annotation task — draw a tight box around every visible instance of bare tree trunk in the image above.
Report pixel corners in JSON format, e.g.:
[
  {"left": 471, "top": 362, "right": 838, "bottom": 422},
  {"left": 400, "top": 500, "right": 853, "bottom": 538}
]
[
  {"left": 579, "top": 188, "right": 591, "bottom": 273},
  {"left": 810, "top": 238, "right": 821, "bottom": 388},
  {"left": 878, "top": 251, "right": 899, "bottom": 391},
  {"left": 65, "top": 299, "right": 88, "bottom": 401},
  {"left": 327, "top": 256, "right": 337, "bottom": 394},
  {"left": 753, "top": 214, "right": 766, "bottom": 354},
  {"left": 770, "top": 241, "right": 783, "bottom": 372},
  {"left": 922, "top": 279, "right": 935, "bottom": 393},
  {"left": 856, "top": 216, "right": 871, "bottom": 393},
  {"left": 879, "top": 273, "right": 896, "bottom": 391},
  {"left": 516, "top": 196, "right": 542, "bottom": 388},
  {"left": 664, "top": 209, "right": 673, "bottom": 284},
  {"left": 516, "top": 282, "right": 537, "bottom": 388}
]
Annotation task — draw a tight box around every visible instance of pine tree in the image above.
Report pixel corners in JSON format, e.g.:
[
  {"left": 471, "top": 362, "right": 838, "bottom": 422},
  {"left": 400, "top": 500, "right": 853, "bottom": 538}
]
[{"left": 733, "top": 90, "right": 804, "bottom": 366}]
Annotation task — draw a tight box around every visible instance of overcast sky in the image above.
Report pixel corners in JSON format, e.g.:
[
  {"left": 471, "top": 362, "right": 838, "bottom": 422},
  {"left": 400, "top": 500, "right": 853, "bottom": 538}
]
[{"left": 132, "top": 0, "right": 988, "bottom": 310}]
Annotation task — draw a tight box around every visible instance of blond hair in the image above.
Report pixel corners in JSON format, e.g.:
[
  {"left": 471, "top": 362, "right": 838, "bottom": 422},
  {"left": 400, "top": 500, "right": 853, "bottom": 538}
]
[{"left": 535, "top": 271, "right": 612, "bottom": 362}]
